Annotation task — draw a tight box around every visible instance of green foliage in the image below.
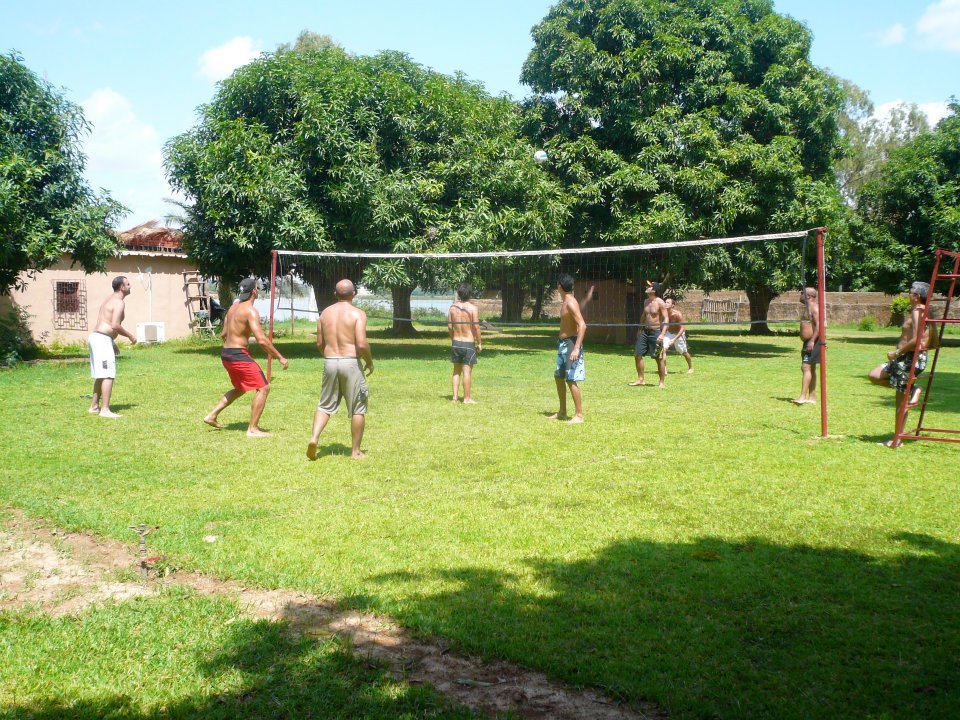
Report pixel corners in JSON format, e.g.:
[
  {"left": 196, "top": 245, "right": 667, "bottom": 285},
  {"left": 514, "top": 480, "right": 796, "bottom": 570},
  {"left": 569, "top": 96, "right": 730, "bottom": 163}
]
[
  {"left": 889, "top": 294, "right": 912, "bottom": 325},
  {"left": 0, "top": 304, "right": 37, "bottom": 366},
  {"left": 857, "top": 315, "right": 878, "bottom": 331},
  {"left": 833, "top": 75, "right": 931, "bottom": 207},
  {"left": 164, "top": 47, "right": 568, "bottom": 295},
  {"left": 519, "top": 0, "right": 846, "bottom": 328},
  {"left": 854, "top": 102, "right": 960, "bottom": 293},
  {"left": 0, "top": 53, "right": 126, "bottom": 293}
]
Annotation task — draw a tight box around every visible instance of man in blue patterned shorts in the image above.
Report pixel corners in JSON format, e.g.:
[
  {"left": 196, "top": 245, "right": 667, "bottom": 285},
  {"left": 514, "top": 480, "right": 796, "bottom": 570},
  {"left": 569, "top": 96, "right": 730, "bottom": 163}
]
[
  {"left": 868, "top": 281, "right": 936, "bottom": 448},
  {"left": 550, "top": 273, "right": 587, "bottom": 423}
]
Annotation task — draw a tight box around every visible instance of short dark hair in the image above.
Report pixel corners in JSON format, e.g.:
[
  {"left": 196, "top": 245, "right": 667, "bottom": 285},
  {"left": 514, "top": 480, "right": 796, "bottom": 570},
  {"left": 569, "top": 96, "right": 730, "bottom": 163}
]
[
  {"left": 112, "top": 276, "right": 127, "bottom": 291},
  {"left": 558, "top": 273, "right": 574, "bottom": 292},
  {"left": 456, "top": 282, "right": 472, "bottom": 301}
]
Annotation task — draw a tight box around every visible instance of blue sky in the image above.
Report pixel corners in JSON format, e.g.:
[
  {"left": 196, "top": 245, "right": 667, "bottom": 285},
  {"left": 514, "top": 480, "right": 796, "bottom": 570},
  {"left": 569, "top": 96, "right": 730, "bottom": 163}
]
[{"left": 3, "top": 0, "right": 957, "bottom": 226}]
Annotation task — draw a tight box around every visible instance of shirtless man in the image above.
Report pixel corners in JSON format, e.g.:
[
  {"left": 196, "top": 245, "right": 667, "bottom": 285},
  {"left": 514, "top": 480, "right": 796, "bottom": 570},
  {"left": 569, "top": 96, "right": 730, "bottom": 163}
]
[
  {"left": 550, "top": 273, "right": 587, "bottom": 424},
  {"left": 794, "top": 287, "right": 821, "bottom": 405},
  {"left": 662, "top": 298, "right": 693, "bottom": 373},
  {"left": 868, "top": 281, "right": 936, "bottom": 448},
  {"left": 448, "top": 283, "right": 482, "bottom": 403},
  {"left": 87, "top": 276, "right": 136, "bottom": 418},
  {"left": 307, "top": 279, "right": 373, "bottom": 460},
  {"left": 203, "top": 277, "right": 288, "bottom": 437},
  {"left": 630, "top": 281, "right": 668, "bottom": 388}
]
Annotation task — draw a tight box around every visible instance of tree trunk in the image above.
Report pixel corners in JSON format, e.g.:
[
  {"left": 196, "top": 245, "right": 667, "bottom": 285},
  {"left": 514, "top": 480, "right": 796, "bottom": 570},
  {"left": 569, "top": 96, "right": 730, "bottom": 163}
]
[
  {"left": 501, "top": 282, "right": 528, "bottom": 323},
  {"left": 216, "top": 278, "right": 234, "bottom": 307},
  {"left": 745, "top": 286, "right": 775, "bottom": 335},
  {"left": 301, "top": 270, "right": 338, "bottom": 315},
  {"left": 531, "top": 284, "right": 547, "bottom": 321},
  {"left": 390, "top": 285, "right": 418, "bottom": 336}
]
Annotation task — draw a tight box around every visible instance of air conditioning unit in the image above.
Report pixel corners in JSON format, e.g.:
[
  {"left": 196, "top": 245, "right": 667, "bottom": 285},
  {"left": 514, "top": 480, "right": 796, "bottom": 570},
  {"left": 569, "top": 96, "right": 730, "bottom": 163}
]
[{"left": 136, "top": 322, "right": 166, "bottom": 344}]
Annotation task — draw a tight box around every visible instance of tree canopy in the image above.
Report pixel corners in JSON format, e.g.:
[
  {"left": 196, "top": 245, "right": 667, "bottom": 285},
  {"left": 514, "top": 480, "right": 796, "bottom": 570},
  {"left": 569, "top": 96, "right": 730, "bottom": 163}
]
[
  {"left": 520, "top": 0, "right": 846, "bottom": 329},
  {"left": 164, "top": 46, "right": 566, "bottom": 326},
  {"left": 852, "top": 102, "right": 960, "bottom": 293},
  {"left": 0, "top": 53, "right": 125, "bottom": 293}
]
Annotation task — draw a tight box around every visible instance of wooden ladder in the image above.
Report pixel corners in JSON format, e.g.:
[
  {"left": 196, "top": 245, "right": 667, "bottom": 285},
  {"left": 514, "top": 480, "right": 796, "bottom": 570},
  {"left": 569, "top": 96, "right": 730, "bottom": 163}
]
[{"left": 182, "top": 272, "right": 215, "bottom": 335}]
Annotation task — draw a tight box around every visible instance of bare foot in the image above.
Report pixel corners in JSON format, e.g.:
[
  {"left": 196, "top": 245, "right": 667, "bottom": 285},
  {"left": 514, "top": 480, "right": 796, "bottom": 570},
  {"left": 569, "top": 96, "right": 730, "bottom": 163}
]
[
  {"left": 628, "top": 380, "right": 644, "bottom": 386},
  {"left": 658, "top": 382, "right": 665, "bottom": 389},
  {"left": 547, "top": 412, "right": 569, "bottom": 420},
  {"left": 351, "top": 450, "right": 367, "bottom": 460},
  {"left": 463, "top": 398, "right": 477, "bottom": 404},
  {"left": 881, "top": 439, "right": 902, "bottom": 449},
  {"left": 98, "top": 410, "right": 121, "bottom": 419},
  {"left": 246, "top": 428, "right": 271, "bottom": 437},
  {"left": 306, "top": 441, "right": 318, "bottom": 460},
  {"left": 792, "top": 398, "right": 807, "bottom": 405},
  {"left": 687, "top": 368, "right": 694, "bottom": 374},
  {"left": 451, "top": 398, "right": 458, "bottom": 403},
  {"left": 88, "top": 407, "right": 100, "bottom": 414},
  {"left": 567, "top": 415, "right": 584, "bottom": 424},
  {"left": 203, "top": 416, "right": 223, "bottom": 429},
  {"left": 908, "top": 387, "right": 922, "bottom": 406}
]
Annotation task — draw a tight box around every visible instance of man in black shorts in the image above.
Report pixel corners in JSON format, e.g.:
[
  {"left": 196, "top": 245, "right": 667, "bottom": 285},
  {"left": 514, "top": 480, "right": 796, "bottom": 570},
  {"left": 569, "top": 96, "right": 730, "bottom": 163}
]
[
  {"left": 794, "top": 287, "right": 821, "bottom": 404},
  {"left": 630, "top": 281, "right": 668, "bottom": 388}
]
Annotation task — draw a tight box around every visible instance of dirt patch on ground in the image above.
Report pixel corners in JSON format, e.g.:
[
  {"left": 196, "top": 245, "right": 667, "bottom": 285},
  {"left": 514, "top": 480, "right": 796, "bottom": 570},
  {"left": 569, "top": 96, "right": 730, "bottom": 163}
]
[{"left": 0, "top": 510, "right": 663, "bottom": 719}]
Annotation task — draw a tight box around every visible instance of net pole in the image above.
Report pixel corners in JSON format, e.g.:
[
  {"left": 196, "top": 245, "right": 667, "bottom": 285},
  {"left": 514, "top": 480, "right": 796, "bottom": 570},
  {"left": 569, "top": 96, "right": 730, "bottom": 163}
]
[
  {"left": 268, "top": 249, "right": 278, "bottom": 383},
  {"left": 816, "top": 227, "right": 828, "bottom": 438}
]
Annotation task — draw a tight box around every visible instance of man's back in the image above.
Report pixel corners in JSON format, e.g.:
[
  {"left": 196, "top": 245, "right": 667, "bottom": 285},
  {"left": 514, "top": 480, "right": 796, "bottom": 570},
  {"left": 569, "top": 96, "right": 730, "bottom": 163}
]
[
  {"left": 448, "top": 301, "right": 478, "bottom": 342},
  {"left": 320, "top": 302, "right": 365, "bottom": 357}
]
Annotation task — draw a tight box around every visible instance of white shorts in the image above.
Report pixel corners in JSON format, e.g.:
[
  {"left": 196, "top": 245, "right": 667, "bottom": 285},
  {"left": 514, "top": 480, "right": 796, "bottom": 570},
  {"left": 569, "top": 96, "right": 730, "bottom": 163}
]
[
  {"left": 664, "top": 331, "right": 688, "bottom": 355},
  {"left": 88, "top": 332, "right": 116, "bottom": 379}
]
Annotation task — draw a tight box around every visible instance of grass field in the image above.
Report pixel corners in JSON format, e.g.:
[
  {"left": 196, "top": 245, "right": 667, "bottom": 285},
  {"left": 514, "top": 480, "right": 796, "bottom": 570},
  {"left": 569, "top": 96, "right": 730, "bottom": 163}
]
[{"left": 2, "top": 321, "right": 959, "bottom": 719}]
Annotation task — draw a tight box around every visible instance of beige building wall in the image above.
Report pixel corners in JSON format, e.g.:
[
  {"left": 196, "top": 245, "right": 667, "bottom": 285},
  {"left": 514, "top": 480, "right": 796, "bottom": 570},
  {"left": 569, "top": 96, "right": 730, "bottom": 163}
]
[{"left": 11, "top": 252, "right": 199, "bottom": 345}]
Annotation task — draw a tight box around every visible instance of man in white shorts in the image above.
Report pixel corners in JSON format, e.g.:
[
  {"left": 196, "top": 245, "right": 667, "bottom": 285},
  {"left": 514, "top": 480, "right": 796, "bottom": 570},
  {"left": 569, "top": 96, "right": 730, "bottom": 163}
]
[
  {"left": 307, "top": 279, "right": 374, "bottom": 460},
  {"left": 87, "top": 276, "right": 136, "bottom": 418},
  {"left": 662, "top": 298, "right": 693, "bottom": 373}
]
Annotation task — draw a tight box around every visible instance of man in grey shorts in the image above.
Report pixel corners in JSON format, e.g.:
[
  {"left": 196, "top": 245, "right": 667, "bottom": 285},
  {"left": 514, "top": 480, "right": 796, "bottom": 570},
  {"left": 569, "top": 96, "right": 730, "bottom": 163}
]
[
  {"left": 307, "top": 279, "right": 374, "bottom": 460},
  {"left": 448, "top": 282, "right": 482, "bottom": 403}
]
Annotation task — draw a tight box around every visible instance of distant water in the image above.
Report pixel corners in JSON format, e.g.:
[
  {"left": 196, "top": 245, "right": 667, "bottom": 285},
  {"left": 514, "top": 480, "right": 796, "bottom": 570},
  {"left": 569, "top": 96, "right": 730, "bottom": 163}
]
[{"left": 255, "top": 289, "right": 453, "bottom": 320}]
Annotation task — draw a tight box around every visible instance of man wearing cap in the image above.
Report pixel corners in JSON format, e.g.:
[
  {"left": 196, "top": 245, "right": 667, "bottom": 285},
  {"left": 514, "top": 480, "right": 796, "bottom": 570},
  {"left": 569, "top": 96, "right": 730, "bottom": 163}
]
[
  {"left": 630, "top": 281, "right": 668, "bottom": 388},
  {"left": 868, "top": 281, "right": 936, "bottom": 448},
  {"left": 308, "top": 279, "right": 373, "bottom": 459},
  {"left": 203, "top": 277, "right": 288, "bottom": 437}
]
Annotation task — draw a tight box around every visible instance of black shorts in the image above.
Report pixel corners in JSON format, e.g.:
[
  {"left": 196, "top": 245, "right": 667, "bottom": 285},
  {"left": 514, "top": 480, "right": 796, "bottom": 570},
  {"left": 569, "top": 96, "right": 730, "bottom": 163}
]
[
  {"left": 801, "top": 339, "right": 822, "bottom": 365},
  {"left": 451, "top": 340, "right": 477, "bottom": 366},
  {"left": 634, "top": 329, "right": 660, "bottom": 358}
]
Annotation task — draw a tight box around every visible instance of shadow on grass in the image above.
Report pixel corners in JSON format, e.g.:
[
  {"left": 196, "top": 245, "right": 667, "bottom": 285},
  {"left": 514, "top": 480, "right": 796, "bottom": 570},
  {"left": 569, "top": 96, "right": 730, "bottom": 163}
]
[
  {"left": 350, "top": 534, "right": 960, "bottom": 720},
  {"left": 7, "top": 621, "right": 473, "bottom": 720}
]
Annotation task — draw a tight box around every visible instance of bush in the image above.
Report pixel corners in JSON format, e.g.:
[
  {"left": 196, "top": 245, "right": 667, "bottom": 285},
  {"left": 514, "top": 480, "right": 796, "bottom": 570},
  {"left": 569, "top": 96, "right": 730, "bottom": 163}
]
[
  {"left": 858, "top": 315, "right": 878, "bottom": 331},
  {"left": 0, "top": 305, "right": 39, "bottom": 366},
  {"left": 889, "top": 295, "right": 912, "bottom": 326}
]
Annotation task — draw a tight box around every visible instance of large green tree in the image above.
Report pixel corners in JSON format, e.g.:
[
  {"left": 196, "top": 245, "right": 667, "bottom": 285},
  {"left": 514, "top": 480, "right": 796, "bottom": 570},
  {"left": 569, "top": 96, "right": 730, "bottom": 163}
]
[
  {"left": 0, "top": 53, "right": 125, "bottom": 293},
  {"left": 521, "top": 0, "right": 845, "bottom": 331},
  {"left": 852, "top": 102, "right": 960, "bottom": 293},
  {"left": 165, "top": 46, "right": 565, "bottom": 330}
]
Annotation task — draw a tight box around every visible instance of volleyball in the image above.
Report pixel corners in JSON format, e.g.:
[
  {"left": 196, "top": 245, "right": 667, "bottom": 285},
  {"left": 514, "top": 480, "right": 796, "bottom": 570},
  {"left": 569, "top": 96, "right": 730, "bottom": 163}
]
[{"left": 533, "top": 149, "right": 549, "bottom": 163}]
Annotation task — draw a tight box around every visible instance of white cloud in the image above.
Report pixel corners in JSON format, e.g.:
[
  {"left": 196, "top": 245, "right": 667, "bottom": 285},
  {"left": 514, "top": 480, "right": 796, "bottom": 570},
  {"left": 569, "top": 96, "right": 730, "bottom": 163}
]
[
  {"left": 916, "top": 0, "right": 960, "bottom": 51},
  {"left": 198, "top": 37, "right": 261, "bottom": 82},
  {"left": 876, "top": 23, "right": 906, "bottom": 47},
  {"left": 81, "top": 88, "right": 178, "bottom": 225}
]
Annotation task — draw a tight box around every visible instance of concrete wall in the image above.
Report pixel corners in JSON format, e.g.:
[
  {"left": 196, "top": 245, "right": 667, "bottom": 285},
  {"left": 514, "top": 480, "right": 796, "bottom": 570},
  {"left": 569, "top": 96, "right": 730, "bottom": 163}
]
[{"left": 11, "top": 252, "right": 199, "bottom": 345}]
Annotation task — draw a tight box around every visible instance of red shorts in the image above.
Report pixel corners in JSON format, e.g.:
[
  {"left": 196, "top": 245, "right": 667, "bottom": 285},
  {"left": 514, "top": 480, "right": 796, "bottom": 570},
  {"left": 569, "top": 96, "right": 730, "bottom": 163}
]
[{"left": 221, "top": 348, "right": 267, "bottom": 391}]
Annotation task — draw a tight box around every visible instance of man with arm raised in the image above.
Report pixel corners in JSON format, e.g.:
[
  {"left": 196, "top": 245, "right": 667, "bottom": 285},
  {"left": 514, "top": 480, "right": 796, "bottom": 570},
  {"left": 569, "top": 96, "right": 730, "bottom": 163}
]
[{"left": 308, "top": 279, "right": 373, "bottom": 460}]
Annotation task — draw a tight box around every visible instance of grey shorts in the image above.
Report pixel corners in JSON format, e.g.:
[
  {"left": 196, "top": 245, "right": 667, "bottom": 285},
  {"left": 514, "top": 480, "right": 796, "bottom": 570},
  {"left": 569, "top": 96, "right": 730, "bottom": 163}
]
[
  {"left": 634, "top": 329, "right": 660, "bottom": 358},
  {"left": 318, "top": 358, "right": 368, "bottom": 416},
  {"left": 451, "top": 340, "right": 478, "bottom": 366}
]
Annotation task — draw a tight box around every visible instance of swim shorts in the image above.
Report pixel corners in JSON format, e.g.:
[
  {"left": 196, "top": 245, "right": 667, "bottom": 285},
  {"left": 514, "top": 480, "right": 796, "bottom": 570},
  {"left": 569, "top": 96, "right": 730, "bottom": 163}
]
[
  {"left": 634, "top": 329, "right": 660, "bottom": 358},
  {"left": 801, "top": 339, "right": 822, "bottom": 365},
  {"left": 451, "top": 340, "right": 478, "bottom": 366},
  {"left": 318, "top": 357, "right": 369, "bottom": 416},
  {"left": 88, "top": 331, "right": 116, "bottom": 379},
  {"left": 554, "top": 336, "right": 585, "bottom": 382},
  {"left": 884, "top": 350, "right": 927, "bottom": 394},
  {"left": 664, "top": 330, "right": 688, "bottom": 355},
  {"left": 221, "top": 347, "right": 268, "bottom": 392}
]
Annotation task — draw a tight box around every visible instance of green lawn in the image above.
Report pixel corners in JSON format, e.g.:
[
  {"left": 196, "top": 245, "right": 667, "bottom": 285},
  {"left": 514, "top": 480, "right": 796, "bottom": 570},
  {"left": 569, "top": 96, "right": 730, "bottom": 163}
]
[{"left": 2, "top": 323, "right": 959, "bottom": 719}]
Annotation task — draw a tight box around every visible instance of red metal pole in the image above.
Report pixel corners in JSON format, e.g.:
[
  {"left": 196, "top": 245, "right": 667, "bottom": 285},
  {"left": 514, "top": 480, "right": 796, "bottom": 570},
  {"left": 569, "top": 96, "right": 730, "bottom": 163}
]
[
  {"left": 816, "top": 227, "right": 828, "bottom": 438},
  {"left": 267, "top": 250, "right": 278, "bottom": 383}
]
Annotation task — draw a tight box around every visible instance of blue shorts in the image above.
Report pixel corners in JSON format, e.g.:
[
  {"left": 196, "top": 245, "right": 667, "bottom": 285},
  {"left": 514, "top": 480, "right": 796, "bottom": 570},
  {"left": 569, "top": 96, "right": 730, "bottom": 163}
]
[{"left": 554, "top": 337, "right": 585, "bottom": 382}]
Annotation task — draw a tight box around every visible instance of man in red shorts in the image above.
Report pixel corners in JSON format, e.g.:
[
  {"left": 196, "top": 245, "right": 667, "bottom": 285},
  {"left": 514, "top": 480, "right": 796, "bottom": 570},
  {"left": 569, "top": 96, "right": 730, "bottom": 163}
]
[{"left": 203, "top": 277, "right": 288, "bottom": 436}]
